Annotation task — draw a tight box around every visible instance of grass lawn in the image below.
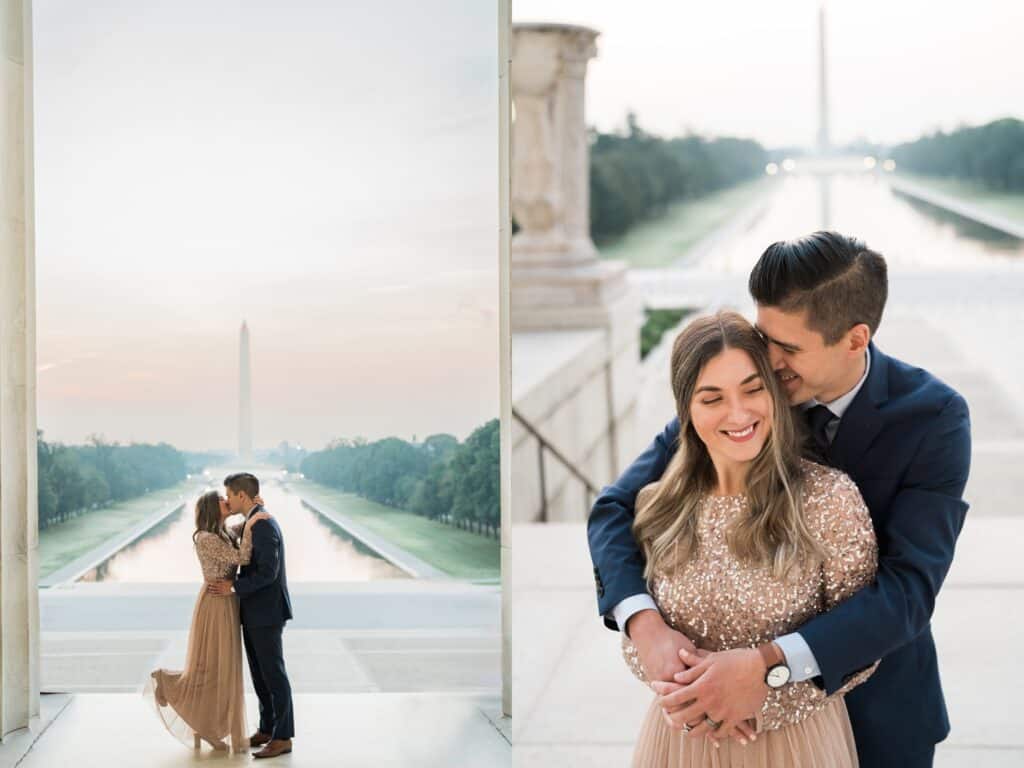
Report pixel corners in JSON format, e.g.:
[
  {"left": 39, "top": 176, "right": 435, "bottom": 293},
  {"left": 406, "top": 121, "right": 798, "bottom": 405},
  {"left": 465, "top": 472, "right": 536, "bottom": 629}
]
[
  {"left": 294, "top": 480, "right": 500, "bottom": 583},
  {"left": 598, "top": 177, "right": 773, "bottom": 268},
  {"left": 38, "top": 482, "right": 196, "bottom": 579},
  {"left": 899, "top": 173, "right": 1024, "bottom": 226}
]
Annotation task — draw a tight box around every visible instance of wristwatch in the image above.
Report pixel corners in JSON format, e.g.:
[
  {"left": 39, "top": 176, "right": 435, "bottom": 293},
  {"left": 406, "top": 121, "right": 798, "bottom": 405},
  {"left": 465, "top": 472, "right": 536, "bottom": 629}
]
[{"left": 758, "top": 642, "right": 791, "bottom": 688}]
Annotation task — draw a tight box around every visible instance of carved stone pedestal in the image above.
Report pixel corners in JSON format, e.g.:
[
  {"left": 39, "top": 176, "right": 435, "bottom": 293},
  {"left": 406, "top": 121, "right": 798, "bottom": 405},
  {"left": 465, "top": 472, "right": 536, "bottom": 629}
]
[{"left": 511, "top": 23, "right": 635, "bottom": 333}]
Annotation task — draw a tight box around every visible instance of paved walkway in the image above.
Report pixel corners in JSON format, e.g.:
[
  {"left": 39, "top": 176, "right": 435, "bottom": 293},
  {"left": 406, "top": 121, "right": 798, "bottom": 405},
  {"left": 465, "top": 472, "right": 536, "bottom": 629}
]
[
  {"left": 39, "top": 581, "right": 500, "bottom": 694},
  {"left": 512, "top": 281, "right": 1024, "bottom": 766},
  {"left": 888, "top": 176, "right": 1024, "bottom": 239},
  {"left": 298, "top": 493, "right": 451, "bottom": 580}
]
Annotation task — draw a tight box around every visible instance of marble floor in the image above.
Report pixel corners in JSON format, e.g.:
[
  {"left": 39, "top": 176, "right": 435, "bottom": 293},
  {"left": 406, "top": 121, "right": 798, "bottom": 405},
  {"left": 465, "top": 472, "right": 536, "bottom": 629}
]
[
  {"left": 5, "top": 692, "right": 509, "bottom": 768},
  {"left": 1, "top": 581, "right": 508, "bottom": 767}
]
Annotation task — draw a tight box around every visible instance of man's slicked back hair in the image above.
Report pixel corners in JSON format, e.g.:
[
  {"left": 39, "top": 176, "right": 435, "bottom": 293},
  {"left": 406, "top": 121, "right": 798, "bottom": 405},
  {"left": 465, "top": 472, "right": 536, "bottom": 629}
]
[
  {"left": 748, "top": 230, "right": 888, "bottom": 345},
  {"left": 224, "top": 472, "right": 260, "bottom": 500}
]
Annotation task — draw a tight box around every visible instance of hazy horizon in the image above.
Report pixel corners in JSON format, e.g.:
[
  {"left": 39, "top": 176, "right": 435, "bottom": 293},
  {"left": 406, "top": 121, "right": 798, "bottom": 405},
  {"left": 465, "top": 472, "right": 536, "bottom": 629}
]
[
  {"left": 512, "top": 0, "right": 1023, "bottom": 148},
  {"left": 35, "top": 1, "right": 498, "bottom": 452}
]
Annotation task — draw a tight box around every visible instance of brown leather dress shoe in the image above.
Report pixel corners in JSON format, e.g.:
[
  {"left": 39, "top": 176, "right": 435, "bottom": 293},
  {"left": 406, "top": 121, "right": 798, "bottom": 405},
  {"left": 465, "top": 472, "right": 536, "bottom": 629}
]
[
  {"left": 249, "top": 731, "right": 272, "bottom": 748},
  {"left": 253, "top": 739, "right": 292, "bottom": 759}
]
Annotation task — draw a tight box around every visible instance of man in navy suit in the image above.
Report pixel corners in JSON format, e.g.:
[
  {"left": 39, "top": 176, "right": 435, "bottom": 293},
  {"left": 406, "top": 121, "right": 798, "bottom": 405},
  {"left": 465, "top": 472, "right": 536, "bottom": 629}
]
[
  {"left": 588, "top": 231, "right": 971, "bottom": 767},
  {"left": 209, "top": 472, "right": 295, "bottom": 760}
]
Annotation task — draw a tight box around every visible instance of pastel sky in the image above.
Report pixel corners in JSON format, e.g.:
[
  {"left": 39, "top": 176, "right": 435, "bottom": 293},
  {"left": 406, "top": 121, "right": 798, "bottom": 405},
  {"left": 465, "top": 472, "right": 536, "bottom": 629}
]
[
  {"left": 34, "top": 0, "right": 498, "bottom": 451},
  {"left": 512, "top": 0, "right": 1024, "bottom": 147}
]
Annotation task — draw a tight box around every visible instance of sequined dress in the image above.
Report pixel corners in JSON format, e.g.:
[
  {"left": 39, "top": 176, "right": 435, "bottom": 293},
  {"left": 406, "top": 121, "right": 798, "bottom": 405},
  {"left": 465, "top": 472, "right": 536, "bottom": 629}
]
[
  {"left": 144, "top": 522, "right": 253, "bottom": 753},
  {"left": 623, "top": 461, "right": 879, "bottom": 767}
]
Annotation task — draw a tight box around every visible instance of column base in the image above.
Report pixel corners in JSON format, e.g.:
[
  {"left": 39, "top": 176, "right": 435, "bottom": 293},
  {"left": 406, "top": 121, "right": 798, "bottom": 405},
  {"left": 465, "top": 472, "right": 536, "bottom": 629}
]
[
  {"left": 511, "top": 259, "right": 638, "bottom": 331},
  {"left": 510, "top": 233, "right": 598, "bottom": 267},
  {"left": 0, "top": 693, "right": 70, "bottom": 758}
]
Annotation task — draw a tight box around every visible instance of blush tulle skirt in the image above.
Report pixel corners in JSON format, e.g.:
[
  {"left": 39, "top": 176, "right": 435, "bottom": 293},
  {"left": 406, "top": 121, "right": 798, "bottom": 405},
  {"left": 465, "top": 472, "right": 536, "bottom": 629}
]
[
  {"left": 143, "top": 588, "right": 249, "bottom": 754},
  {"left": 631, "top": 695, "right": 859, "bottom": 768}
]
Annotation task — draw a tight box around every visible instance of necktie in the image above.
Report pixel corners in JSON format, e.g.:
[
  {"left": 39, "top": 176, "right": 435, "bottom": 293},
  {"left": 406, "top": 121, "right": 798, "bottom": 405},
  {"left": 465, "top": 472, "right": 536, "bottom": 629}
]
[{"left": 804, "top": 404, "right": 835, "bottom": 461}]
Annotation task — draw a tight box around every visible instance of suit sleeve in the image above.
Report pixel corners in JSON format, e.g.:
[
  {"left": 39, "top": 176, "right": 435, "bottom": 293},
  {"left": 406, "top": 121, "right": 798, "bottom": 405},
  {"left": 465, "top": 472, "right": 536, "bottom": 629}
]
[
  {"left": 797, "top": 393, "right": 971, "bottom": 694},
  {"left": 587, "top": 416, "right": 680, "bottom": 629},
  {"left": 233, "top": 521, "right": 281, "bottom": 597}
]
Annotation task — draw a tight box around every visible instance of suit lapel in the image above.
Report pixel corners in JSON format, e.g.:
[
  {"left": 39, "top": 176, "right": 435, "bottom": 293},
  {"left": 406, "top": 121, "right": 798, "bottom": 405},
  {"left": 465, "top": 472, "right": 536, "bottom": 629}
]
[{"left": 829, "top": 342, "right": 889, "bottom": 472}]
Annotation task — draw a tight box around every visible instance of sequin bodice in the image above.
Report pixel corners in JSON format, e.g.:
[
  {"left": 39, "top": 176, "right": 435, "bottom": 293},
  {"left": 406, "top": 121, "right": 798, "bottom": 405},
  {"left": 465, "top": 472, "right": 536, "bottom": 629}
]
[
  {"left": 195, "top": 522, "right": 254, "bottom": 582},
  {"left": 622, "top": 460, "right": 879, "bottom": 731}
]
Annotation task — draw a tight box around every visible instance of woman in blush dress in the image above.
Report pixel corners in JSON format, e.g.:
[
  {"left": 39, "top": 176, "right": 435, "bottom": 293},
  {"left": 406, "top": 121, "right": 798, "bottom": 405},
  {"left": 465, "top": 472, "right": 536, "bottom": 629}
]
[
  {"left": 622, "top": 311, "right": 879, "bottom": 767},
  {"left": 145, "top": 490, "right": 269, "bottom": 753}
]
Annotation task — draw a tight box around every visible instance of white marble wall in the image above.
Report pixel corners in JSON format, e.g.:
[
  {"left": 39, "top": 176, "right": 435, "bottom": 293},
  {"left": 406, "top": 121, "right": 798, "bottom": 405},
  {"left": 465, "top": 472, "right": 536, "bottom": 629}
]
[
  {"left": 0, "top": 0, "right": 40, "bottom": 739},
  {"left": 511, "top": 299, "right": 641, "bottom": 523}
]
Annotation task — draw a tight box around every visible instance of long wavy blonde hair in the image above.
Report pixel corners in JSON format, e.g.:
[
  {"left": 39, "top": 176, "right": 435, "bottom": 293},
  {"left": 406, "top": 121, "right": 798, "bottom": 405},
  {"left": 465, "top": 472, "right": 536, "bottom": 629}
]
[{"left": 632, "top": 311, "right": 823, "bottom": 581}]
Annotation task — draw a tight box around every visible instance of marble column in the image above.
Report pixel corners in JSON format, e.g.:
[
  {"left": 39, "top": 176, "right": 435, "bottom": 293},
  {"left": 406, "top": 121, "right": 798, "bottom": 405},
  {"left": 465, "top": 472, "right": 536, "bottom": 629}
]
[
  {"left": 0, "top": 0, "right": 40, "bottom": 739},
  {"left": 510, "top": 23, "right": 642, "bottom": 524},
  {"left": 510, "top": 23, "right": 633, "bottom": 331},
  {"left": 498, "top": 0, "right": 512, "bottom": 720}
]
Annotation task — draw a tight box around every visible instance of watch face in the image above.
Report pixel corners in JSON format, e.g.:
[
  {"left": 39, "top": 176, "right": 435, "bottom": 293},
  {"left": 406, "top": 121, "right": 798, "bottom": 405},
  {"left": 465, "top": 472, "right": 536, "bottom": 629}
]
[{"left": 766, "top": 665, "right": 791, "bottom": 688}]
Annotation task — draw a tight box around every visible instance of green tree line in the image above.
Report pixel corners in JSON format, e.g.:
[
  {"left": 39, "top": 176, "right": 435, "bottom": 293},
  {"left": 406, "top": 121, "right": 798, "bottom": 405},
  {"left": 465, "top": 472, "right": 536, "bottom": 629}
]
[
  {"left": 641, "top": 308, "right": 693, "bottom": 359},
  {"left": 300, "top": 419, "right": 500, "bottom": 538},
  {"left": 891, "top": 117, "right": 1024, "bottom": 192},
  {"left": 590, "top": 113, "right": 767, "bottom": 242},
  {"left": 37, "top": 433, "right": 187, "bottom": 530}
]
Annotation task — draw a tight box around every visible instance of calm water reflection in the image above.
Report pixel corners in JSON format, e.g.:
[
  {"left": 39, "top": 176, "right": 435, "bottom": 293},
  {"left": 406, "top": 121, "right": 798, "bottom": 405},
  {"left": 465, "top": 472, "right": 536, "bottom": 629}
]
[
  {"left": 79, "top": 481, "right": 407, "bottom": 582},
  {"left": 688, "top": 174, "right": 1024, "bottom": 274}
]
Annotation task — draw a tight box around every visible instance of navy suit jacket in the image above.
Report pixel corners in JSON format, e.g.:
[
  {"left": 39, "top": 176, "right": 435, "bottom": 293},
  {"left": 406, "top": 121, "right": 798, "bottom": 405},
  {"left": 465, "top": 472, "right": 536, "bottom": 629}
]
[
  {"left": 235, "top": 505, "right": 294, "bottom": 628},
  {"left": 588, "top": 343, "right": 971, "bottom": 761}
]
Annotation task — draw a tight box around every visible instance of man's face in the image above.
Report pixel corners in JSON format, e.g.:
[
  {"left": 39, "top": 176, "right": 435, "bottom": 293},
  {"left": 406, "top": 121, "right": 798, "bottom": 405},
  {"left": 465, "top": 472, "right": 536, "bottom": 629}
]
[
  {"left": 755, "top": 305, "right": 855, "bottom": 405},
  {"left": 225, "top": 486, "right": 246, "bottom": 513}
]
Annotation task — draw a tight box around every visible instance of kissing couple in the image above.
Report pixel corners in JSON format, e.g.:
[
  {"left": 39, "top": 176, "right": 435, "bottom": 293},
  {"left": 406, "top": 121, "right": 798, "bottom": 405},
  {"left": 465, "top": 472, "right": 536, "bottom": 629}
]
[
  {"left": 147, "top": 472, "right": 296, "bottom": 759},
  {"left": 589, "top": 231, "right": 971, "bottom": 767}
]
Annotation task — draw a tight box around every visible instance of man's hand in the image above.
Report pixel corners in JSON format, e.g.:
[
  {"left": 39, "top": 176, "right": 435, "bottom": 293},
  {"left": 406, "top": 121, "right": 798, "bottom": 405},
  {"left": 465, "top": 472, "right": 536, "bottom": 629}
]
[
  {"left": 207, "top": 579, "right": 234, "bottom": 596},
  {"left": 659, "top": 647, "right": 769, "bottom": 743},
  {"left": 627, "top": 609, "right": 698, "bottom": 682},
  {"left": 651, "top": 679, "right": 758, "bottom": 747}
]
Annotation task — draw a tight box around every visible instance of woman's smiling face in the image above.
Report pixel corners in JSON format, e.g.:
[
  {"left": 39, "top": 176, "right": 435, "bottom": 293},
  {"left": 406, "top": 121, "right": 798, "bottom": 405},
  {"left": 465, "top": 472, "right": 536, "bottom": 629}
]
[{"left": 689, "top": 346, "right": 773, "bottom": 466}]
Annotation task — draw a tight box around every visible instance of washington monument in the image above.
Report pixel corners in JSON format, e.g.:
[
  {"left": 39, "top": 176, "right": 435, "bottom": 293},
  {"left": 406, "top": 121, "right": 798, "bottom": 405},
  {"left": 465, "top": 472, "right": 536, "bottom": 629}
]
[
  {"left": 817, "top": 2, "right": 831, "bottom": 153},
  {"left": 239, "top": 321, "right": 253, "bottom": 459}
]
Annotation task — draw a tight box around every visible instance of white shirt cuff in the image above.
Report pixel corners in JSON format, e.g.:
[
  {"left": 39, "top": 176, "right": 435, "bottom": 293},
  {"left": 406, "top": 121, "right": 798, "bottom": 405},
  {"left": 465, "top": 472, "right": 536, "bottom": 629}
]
[
  {"left": 610, "top": 594, "right": 659, "bottom": 636},
  {"left": 774, "top": 632, "right": 821, "bottom": 682}
]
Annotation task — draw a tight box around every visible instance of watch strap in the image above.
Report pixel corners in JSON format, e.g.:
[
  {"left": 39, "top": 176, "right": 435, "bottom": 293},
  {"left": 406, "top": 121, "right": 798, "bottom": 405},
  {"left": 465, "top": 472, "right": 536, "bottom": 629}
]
[{"left": 758, "top": 642, "right": 785, "bottom": 670}]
